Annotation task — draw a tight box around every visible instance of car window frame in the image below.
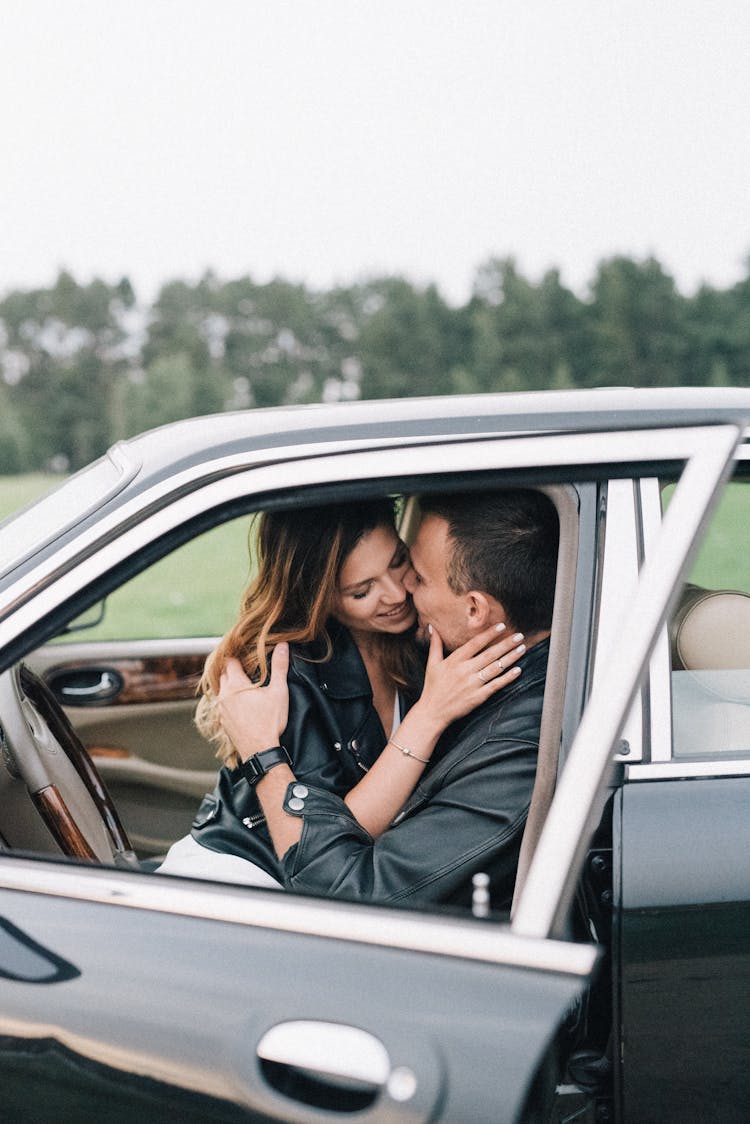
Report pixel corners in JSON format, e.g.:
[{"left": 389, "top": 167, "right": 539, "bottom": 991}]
[
  {"left": 0, "top": 421, "right": 743, "bottom": 957},
  {"left": 626, "top": 437, "right": 750, "bottom": 782}
]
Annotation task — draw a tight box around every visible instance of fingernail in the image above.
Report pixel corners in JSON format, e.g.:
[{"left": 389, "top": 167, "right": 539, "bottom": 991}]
[
  {"left": 428, "top": 623, "right": 433, "bottom": 634},
  {"left": 515, "top": 643, "right": 526, "bottom": 654},
  {"left": 495, "top": 622, "right": 506, "bottom": 632},
  {"left": 512, "top": 633, "right": 524, "bottom": 642}
]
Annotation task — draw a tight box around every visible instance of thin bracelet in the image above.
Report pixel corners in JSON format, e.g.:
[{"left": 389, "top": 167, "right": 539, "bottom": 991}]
[{"left": 388, "top": 737, "right": 430, "bottom": 765}]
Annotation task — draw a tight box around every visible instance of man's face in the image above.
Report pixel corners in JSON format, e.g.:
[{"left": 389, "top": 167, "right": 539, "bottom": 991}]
[{"left": 404, "top": 514, "right": 473, "bottom": 651}]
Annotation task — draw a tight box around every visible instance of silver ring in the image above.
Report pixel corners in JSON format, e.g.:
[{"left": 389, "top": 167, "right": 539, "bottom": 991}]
[
  {"left": 477, "top": 667, "right": 488, "bottom": 683},
  {"left": 497, "top": 658, "right": 505, "bottom": 672}
]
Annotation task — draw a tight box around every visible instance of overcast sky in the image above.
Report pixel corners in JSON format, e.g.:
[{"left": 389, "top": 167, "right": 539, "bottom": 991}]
[{"left": 2, "top": 1, "right": 749, "bottom": 305}]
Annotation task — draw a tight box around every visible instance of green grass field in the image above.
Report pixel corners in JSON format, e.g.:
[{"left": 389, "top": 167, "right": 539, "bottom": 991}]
[
  {"left": 0, "top": 473, "right": 59, "bottom": 518},
  {"left": 662, "top": 481, "right": 748, "bottom": 593},
  {"left": 1, "top": 473, "right": 747, "bottom": 642},
  {"left": 0, "top": 474, "right": 253, "bottom": 640}
]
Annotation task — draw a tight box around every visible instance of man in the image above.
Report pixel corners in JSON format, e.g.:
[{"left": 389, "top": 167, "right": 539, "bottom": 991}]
[{"left": 218, "top": 489, "right": 558, "bottom": 911}]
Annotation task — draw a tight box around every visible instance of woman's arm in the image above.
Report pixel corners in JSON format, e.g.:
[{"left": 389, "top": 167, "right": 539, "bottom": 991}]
[
  {"left": 218, "top": 622, "right": 525, "bottom": 856},
  {"left": 219, "top": 649, "right": 300, "bottom": 858},
  {"left": 342, "top": 623, "right": 525, "bottom": 837}
]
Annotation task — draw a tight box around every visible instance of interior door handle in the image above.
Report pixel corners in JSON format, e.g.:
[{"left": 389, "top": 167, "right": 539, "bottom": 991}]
[
  {"left": 257, "top": 1020, "right": 418, "bottom": 1111},
  {"left": 51, "top": 669, "right": 123, "bottom": 703}
]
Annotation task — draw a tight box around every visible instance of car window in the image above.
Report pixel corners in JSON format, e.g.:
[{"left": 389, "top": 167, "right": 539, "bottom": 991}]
[
  {"left": 56, "top": 515, "right": 254, "bottom": 641},
  {"left": 55, "top": 499, "right": 412, "bottom": 644},
  {"left": 665, "top": 472, "right": 750, "bottom": 760}
]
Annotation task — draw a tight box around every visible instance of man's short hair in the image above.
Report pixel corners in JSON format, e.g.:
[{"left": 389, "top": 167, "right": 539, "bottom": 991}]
[{"left": 419, "top": 489, "right": 559, "bottom": 633}]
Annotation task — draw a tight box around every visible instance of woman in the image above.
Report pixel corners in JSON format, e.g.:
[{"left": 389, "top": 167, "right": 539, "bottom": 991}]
[{"left": 158, "top": 498, "right": 523, "bottom": 885}]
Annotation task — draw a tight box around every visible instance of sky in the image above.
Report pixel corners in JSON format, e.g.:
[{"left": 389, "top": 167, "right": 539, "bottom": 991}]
[{"left": 1, "top": 0, "right": 749, "bottom": 306}]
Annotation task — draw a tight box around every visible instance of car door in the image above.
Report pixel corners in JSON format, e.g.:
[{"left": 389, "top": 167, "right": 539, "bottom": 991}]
[
  {"left": 615, "top": 455, "right": 750, "bottom": 1124},
  {"left": 0, "top": 418, "right": 743, "bottom": 1122}
]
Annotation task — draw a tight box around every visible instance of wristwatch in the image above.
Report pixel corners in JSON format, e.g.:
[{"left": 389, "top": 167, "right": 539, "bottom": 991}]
[{"left": 237, "top": 746, "right": 292, "bottom": 787}]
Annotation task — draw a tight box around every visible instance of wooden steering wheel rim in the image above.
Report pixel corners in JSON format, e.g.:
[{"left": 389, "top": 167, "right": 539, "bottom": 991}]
[{"left": 15, "top": 664, "right": 133, "bottom": 860}]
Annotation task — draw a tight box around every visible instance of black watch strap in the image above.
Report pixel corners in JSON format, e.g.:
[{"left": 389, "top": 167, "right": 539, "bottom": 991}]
[{"left": 237, "top": 746, "right": 291, "bottom": 787}]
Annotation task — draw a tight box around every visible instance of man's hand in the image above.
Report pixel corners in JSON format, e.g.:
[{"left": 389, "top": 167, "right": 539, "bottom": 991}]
[{"left": 218, "top": 644, "right": 290, "bottom": 762}]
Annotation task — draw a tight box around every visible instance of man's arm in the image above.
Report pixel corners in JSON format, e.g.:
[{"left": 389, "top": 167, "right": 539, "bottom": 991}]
[
  {"left": 217, "top": 645, "right": 540, "bottom": 907},
  {"left": 278, "top": 726, "right": 539, "bottom": 907},
  {"left": 219, "top": 627, "right": 528, "bottom": 854}
]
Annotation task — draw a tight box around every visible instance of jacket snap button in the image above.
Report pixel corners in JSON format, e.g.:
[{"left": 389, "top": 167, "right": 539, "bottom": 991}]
[
  {"left": 321, "top": 682, "right": 328, "bottom": 691},
  {"left": 292, "top": 784, "right": 309, "bottom": 799},
  {"left": 288, "top": 796, "right": 305, "bottom": 812},
  {"left": 334, "top": 741, "right": 342, "bottom": 752},
  {"left": 350, "top": 739, "right": 358, "bottom": 751}
]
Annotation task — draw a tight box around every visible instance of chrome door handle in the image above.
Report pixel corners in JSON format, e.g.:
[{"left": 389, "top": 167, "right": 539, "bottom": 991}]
[
  {"left": 54, "top": 670, "right": 122, "bottom": 702},
  {"left": 257, "top": 1020, "right": 418, "bottom": 1109},
  {"left": 61, "top": 671, "right": 118, "bottom": 698}
]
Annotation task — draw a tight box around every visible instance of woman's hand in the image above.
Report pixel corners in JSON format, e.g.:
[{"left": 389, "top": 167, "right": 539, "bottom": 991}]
[
  {"left": 218, "top": 645, "right": 290, "bottom": 762},
  {"left": 414, "top": 623, "right": 525, "bottom": 734},
  {"left": 219, "top": 645, "right": 304, "bottom": 860},
  {"left": 343, "top": 622, "right": 525, "bottom": 836}
]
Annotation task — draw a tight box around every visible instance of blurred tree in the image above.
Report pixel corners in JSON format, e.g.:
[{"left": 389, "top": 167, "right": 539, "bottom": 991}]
[
  {"left": 469, "top": 258, "right": 588, "bottom": 392},
  {"left": 123, "top": 352, "right": 221, "bottom": 435},
  {"left": 358, "top": 279, "right": 466, "bottom": 399},
  {"left": 222, "top": 277, "right": 327, "bottom": 407},
  {"left": 587, "top": 256, "right": 686, "bottom": 387},
  {"left": 0, "top": 271, "right": 133, "bottom": 469},
  {"left": 681, "top": 283, "right": 734, "bottom": 387},
  {"left": 0, "top": 381, "right": 30, "bottom": 472},
  {"left": 722, "top": 257, "right": 750, "bottom": 387},
  {"left": 0, "top": 255, "right": 747, "bottom": 475},
  {"left": 143, "top": 278, "right": 213, "bottom": 371}
]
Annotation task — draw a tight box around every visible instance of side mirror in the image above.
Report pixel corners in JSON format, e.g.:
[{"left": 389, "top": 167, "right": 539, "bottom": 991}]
[{"left": 60, "top": 600, "right": 107, "bottom": 636}]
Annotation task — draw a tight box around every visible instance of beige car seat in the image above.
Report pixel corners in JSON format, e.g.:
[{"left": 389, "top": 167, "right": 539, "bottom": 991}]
[{"left": 670, "top": 585, "right": 750, "bottom": 757}]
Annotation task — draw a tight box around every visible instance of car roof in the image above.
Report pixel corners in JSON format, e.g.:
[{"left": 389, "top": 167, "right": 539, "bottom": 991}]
[
  {"left": 120, "top": 386, "right": 750, "bottom": 483},
  {"left": 2, "top": 387, "right": 750, "bottom": 588}
]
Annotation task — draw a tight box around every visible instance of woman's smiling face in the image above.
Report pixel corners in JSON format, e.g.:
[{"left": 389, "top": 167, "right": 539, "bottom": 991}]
[{"left": 332, "top": 524, "right": 416, "bottom": 639}]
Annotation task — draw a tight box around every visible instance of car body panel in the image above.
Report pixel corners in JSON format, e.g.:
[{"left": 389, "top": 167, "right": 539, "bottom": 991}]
[
  {"left": 0, "top": 860, "right": 596, "bottom": 1122},
  {"left": 616, "top": 777, "right": 750, "bottom": 1124}
]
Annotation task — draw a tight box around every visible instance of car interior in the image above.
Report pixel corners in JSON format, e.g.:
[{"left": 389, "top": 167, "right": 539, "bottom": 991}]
[
  {"left": 670, "top": 584, "right": 750, "bottom": 759},
  {"left": 0, "top": 481, "right": 585, "bottom": 916},
  {"left": 4, "top": 468, "right": 747, "bottom": 903}
]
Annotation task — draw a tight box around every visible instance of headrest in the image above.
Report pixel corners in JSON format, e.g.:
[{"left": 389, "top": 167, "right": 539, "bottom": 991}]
[{"left": 671, "top": 585, "right": 750, "bottom": 671}]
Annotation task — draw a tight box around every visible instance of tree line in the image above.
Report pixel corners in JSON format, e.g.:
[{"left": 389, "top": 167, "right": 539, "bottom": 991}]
[{"left": 1, "top": 254, "right": 748, "bottom": 474}]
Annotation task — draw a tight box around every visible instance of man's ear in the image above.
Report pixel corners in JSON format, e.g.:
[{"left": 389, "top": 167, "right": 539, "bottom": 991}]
[{"left": 465, "top": 591, "right": 493, "bottom": 632}]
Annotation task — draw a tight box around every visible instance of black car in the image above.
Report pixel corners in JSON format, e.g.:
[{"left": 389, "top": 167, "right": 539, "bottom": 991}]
[{"left": 0, "top": 387, "right": 748, "bottom": 1123}]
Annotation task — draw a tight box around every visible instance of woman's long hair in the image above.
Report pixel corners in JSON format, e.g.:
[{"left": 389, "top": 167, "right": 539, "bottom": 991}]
[{"left": 196, "top": 498, "right": 420, "bottom": 767}]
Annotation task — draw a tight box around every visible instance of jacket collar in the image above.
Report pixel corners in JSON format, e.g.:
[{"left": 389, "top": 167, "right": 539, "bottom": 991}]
[
  {"left": 477, "top": 634, "right": 550, "bottom": 712},
  {"left": 292, "top": 619, "right": 372, "bottom": 700},
  {"left": 432, "top": 635, "right": 550, "bottom": 757}
]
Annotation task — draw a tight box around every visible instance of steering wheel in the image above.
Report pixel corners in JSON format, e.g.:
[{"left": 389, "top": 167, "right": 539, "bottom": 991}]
[{"left": 0, "top": 663, "right": 137, "bottom": 865}]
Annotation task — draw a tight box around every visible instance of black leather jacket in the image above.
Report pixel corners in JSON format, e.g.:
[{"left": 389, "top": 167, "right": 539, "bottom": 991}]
[
  {"left": 278, "top": 638, "right": 549, "bottom": 911},
  {"left": 191, "top": 622, "right": 421, "bottom": 880}
]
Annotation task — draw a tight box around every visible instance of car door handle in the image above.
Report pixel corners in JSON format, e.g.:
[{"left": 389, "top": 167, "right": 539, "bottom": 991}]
[
  {"left": 50, "top": 669, "right": 123, "bottom": 704},
  {"left": 257, "top": 1020, "right": 418, "bottom": 1111}
]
